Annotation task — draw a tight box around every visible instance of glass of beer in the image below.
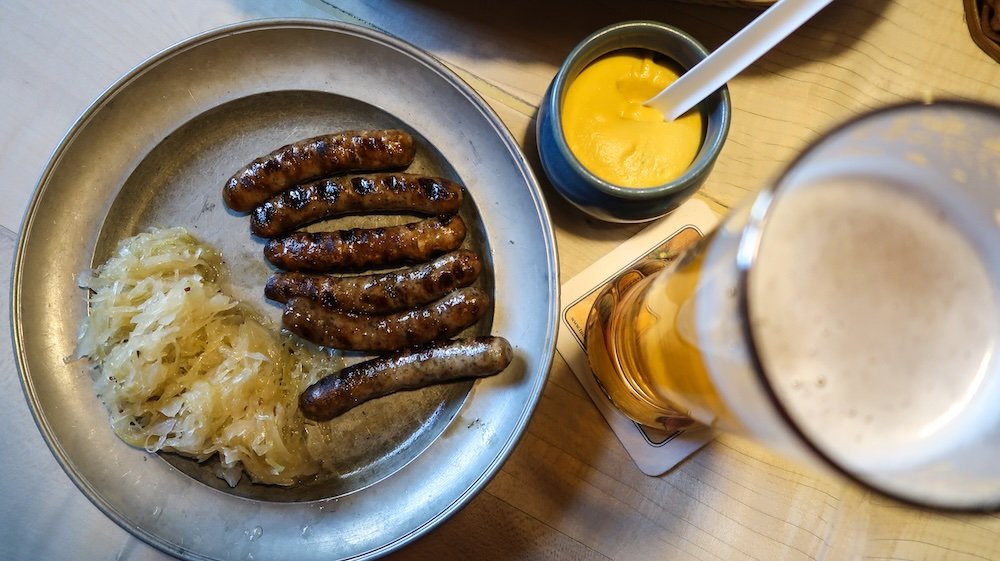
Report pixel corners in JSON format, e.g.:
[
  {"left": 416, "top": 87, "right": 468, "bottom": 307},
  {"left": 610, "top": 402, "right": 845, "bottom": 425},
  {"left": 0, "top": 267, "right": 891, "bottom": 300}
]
[{"left": 585, "top": 101, "right": 1000, "bottom": 510}]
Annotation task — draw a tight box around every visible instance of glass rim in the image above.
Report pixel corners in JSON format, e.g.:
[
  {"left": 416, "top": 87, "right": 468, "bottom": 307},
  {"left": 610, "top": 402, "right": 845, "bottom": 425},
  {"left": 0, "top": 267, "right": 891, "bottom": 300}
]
[{"left": 733, "top": 99, "right": 1000, "bottom": 513}]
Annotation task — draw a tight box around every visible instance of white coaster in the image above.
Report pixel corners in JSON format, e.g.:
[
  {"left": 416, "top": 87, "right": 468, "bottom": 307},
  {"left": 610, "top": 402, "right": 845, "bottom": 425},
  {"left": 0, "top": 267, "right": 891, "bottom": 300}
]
[{"left": 556, "top": 199, "right": 720, "bottom": 476}]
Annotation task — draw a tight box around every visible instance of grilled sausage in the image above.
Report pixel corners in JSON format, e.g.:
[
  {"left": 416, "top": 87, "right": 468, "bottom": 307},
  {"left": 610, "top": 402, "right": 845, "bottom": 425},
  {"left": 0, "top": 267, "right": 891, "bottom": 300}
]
[
  {"left": 264, "top": 214, "right": 466, "bottom": 272},
  {"left": 265, "top": 250, "right": 482, "bottom": 314},
  {"left": 251, "top": 174, "right": 464, "bottom": 238},
  {"left": 299, "top": 336, "right": 513, "bottom": 421},
  {"left": 223, "top": 129, "right": 416, "bottom": 212},
  {"left": 283, "top": 287, "right": 489, "bottom": 351}
]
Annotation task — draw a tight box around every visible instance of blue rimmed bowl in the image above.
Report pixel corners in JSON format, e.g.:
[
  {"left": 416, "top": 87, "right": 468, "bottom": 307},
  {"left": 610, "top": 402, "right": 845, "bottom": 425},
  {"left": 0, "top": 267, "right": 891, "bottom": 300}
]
[{"left": 537, "top": 20, "right": 731, "bottom": 222}]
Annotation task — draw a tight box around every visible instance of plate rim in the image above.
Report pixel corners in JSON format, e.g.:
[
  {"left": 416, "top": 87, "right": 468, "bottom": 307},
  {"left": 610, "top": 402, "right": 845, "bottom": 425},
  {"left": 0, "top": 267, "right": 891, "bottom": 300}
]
[{"left": 12, "top": 17, "right": 559, "bottom": 560}]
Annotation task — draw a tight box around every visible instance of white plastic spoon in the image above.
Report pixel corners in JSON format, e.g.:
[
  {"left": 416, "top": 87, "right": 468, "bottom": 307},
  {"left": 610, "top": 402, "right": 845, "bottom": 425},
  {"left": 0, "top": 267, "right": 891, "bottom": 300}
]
[{"left": 645, "top": 0, "right": 834, "bottom": 121}]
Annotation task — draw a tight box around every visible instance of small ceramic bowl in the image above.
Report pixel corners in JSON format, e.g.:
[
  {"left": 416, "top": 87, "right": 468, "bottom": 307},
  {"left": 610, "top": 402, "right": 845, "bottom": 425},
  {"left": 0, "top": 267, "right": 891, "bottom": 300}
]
[{"left": 536, "top": 20, "right": 731, "bottom": 222}]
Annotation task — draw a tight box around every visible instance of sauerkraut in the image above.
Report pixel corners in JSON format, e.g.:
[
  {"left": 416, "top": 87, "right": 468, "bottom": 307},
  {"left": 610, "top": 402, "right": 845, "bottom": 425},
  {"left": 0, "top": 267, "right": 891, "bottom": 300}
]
[{"left": 75, "top": 227, "right": 342, "bottom": 486}]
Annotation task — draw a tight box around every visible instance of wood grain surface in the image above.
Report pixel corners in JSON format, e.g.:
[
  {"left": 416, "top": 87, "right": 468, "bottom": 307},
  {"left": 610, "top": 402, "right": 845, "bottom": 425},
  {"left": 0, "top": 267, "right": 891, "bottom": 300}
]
[{"left": 3, "top": 1, "right": 1000, "bottom": 560}]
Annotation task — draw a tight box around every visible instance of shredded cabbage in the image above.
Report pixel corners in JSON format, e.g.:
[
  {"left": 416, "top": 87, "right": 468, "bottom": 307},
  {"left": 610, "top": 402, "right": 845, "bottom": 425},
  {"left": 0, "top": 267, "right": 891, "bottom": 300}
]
[{"left": 76, "top": 227, "right": 342, "bottom": 486}]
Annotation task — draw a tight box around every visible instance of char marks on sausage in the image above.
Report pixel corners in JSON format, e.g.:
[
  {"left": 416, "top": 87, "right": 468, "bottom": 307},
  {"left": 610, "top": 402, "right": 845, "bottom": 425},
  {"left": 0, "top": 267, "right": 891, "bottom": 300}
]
[
  {"left": 223, "top": 129, "right": 416, "bottom": 212},
  {"left": 251, "top": 173, "right": 464, "bottom": 238},
  {"left": 282, "top": 287, "right": 490, "bottom": 351},
  {"left": 265, "top": 249, "right": 481, "bottom": 314},
  {"left": 264, "top": 214, "right": 467, "bottom": 272}
]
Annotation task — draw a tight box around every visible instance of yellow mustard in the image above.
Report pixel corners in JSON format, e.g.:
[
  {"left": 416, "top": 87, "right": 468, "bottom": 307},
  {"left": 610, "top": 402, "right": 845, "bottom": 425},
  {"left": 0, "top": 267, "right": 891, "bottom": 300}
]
[{"left": 561, "top": 49, "right": 703, "bottom": 188}]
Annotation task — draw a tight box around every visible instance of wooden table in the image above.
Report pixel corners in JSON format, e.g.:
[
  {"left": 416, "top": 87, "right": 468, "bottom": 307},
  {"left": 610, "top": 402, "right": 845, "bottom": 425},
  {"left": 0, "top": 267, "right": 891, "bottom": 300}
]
[{"left": 3, "top": 1, "right": 1000, "bottom": 560}]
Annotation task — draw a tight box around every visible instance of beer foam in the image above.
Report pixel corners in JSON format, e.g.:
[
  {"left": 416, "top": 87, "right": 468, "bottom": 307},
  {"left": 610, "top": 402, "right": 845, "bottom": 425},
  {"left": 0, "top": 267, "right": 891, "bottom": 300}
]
[{"left": 748, "top": 175, "right": 1000, "bottom": 474}]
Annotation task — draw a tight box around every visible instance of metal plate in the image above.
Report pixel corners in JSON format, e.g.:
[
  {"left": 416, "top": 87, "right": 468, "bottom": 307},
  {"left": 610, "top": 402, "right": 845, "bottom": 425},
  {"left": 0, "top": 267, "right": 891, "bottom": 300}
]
[{"left": 12, "top": 19, "right": 557, "bottom": 561}]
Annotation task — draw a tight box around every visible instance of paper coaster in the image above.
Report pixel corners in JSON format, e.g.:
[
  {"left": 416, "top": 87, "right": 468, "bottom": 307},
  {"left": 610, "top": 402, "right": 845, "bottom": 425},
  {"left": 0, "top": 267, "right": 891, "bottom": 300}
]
[{"left": 556, "top": 200, "right": 720, "bottom": 476}]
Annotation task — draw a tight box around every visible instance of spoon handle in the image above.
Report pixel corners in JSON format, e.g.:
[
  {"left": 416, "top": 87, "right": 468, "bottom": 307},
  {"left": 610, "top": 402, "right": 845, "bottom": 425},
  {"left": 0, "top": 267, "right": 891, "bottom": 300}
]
[{"left": 646, "top": 0, "right": 833, "bottom": 121}]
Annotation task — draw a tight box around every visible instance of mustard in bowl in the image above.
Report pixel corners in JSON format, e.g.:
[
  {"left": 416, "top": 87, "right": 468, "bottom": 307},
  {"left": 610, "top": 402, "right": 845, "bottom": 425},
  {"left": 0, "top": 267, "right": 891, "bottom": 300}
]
[{"left": 537, "top": 21, "right": 731, "bottom": 222}]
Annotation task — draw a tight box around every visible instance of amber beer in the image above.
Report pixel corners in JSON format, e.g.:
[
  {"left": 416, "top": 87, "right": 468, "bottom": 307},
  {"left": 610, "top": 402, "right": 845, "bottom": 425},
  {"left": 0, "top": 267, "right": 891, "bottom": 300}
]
[
  {"left": 584, "top": 102, "right": 1000, "bottom": 511},
  {"left": 587, "top": 241, "right": 732, "bottom": 432}
]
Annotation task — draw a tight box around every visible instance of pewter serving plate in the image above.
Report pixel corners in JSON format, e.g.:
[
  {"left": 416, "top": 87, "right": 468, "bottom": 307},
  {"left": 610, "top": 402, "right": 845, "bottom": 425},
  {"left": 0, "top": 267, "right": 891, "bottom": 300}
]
[{"left": 12, "top": 20, "right": 557, "bottom": 561}]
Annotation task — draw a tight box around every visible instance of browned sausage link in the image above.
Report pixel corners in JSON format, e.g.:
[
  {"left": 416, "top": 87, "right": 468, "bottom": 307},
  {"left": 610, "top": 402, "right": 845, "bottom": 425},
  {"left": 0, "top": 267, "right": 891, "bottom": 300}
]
[
  {"left": 223, "top": 129, "right": 416, "bottom": 212},
  {"left": 265, "top": 250, "right": 482, "bottom": 314},
  {"left": 299, "top": 336, "right": 513, "bottom": 421},
  {"left": 251, "top": 173, "right": 464, "bottom": 238},
  {"left": 282, "top": 287, "right": 490, "bottom": 351},
  {"left": 264, "top": 214, "right": 466, "bottom": 272}
]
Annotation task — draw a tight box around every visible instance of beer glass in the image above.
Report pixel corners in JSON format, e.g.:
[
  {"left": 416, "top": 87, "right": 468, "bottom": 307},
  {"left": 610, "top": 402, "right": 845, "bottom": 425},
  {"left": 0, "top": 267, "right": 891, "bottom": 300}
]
[{"left": 585, "top": 101, "right": 1000, "bottom": 510}]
